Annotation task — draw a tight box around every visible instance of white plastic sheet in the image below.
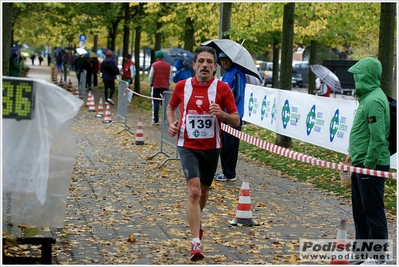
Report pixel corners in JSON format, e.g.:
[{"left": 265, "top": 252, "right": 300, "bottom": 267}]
[{"left": 2, "top": 78, "right": 83, "bottom": 227}]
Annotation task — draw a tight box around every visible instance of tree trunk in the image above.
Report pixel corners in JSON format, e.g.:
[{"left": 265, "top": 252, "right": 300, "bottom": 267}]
[
  {"left": 221, "top": 3, "right": 232, "bottom": 39},
  {"left": 276, "top": 2, "right": 295, "bottom": 148},
  {"left": 93, "top": 35, "right": 98, "bottom": 53},
  {"left": 272, "top": 38, "right": 280, "bottom": 88},
  {"left": 134, "top": 26, "right": 141, "bottom": 93},
  {"left": 378, "top": 3, "right": 396, "bottom": 98},
  {"left": 122, "top": 2, "right": 130, "bottom": 61},
  {"left": 308, "top": 40, "right": 317, "bottom": 94},
  {"left": 183, "top": 17, "right": 194, "bottom": 52},
  {"left": 3, "top": 3, "right": 13, "bottom": 76}
]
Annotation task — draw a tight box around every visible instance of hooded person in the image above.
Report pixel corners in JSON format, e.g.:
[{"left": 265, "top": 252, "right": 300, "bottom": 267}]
[
  {"left": 9, "top": 53, "right": 20, "bottom": 77},
  {"left": 148, "top": 50, "right": 172, "bottom": 125},
  {"left": 172, "top": 59, "right": 193, "bottom": 83},
  {"left": 344, "top": 57, "right": 391, "bottom": 265}
]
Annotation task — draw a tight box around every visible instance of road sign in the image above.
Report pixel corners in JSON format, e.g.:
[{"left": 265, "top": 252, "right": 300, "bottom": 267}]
[{"left": 79, "top": 34, "right": 87, "bottom": 42}]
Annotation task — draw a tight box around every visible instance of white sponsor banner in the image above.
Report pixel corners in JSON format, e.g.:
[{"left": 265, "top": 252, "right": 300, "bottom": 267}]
[
  {"left": 243, "top": 85, "right": 279, "bottom": 133},
  {"left": 243, "top": 84, "right": 397, "bottom": 169}
]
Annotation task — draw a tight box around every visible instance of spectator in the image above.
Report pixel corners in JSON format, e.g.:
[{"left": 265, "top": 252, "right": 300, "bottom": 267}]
[
  {"left": 100, "top": 50, "right": 118, "bottom": 105},
  {"left": 30, "top": 54, "right": 36, "bottom": 66},
  {"left": 214, "top": 52, "right": 247, "bottom": 182},
  {"left": 38, "top": 54, "right": 43, "bottom": 66},
  {"left": 314, "top": 77, "right": 331, "bottom": 97},
  {"left": 148, "top": 50, "right": 172, "bottom": 125},
  {"left": 9, "top": 53, "right": 20, "bottom": 77},
  {"left": 93, "top": 58, "right": 100, "bottom": 89},
  {"left": 82, "top": 58, "right": 95, "bottom": 91},
  {"left": 172, "top": 59, "right": 193, "bottom": 83},
  {"left": 47, "top": 54, "right": 52, "bottom": 66},
  {"left": 68, "top": 52, "right": 74, "bottom": 70},
  {"left": 166, "top": 46, "right": 240, "bottom": 261},
  {"left": 73, "top": 54, "right": 82, "bottom": 84},
  {"left": 122, "top": 54, "right": 136, "bottom": 87},
  {"left": 344, "top": 57, "right": 391, "bottom": 265},
  {"left": 56, "top": 53, "right": 63, "bottom": 73}
]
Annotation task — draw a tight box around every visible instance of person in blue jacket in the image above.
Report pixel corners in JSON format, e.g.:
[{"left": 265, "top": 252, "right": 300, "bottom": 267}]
[
  {"left": 215, "top": 52, "right": 247, "bottom": 182},
  {"left": 172, "top": 59, "right": 193, "bottom": 83}
]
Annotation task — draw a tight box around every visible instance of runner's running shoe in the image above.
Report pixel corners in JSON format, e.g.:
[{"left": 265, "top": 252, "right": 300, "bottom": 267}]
[{"left": 190, "top": 241, "right": 204, "bottom": 261}]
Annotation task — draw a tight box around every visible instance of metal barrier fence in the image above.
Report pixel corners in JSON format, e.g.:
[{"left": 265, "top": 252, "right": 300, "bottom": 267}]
[
  {"left": 79, "top": 70, "right": 87, "bottom": 100},
  {"left": 106, "top": 80, "right": 134, "bottom": 135},
  {"left": 149, "top": 91, "right": 180, "bottom": 167}
]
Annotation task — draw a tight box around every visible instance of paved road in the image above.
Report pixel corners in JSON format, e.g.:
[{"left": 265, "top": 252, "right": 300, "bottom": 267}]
[{"left": 22, "top": 63, "right": 396, "bottom": 265}]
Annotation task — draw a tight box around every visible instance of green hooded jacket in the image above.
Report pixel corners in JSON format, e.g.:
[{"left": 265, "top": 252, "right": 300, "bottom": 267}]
[{"left": 348, "top": 57, "right": 390, "bottom": 169}]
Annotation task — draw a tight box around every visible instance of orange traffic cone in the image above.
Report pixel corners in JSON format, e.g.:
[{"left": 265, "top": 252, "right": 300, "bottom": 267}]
[
  {"left": 88, "top": 93, "right": 96, "bottom": 112},
  {"left": 74, "top": 87, "right": 80, "bottom": 97},
  {"left": 59, "top": 76, "right": 64, "bottom": 87},
  {"left": 67, "top": 79, "right": 73, "bottom": 92},
  {"left": 134, "top": 118, "right": 145, "bottom": 145},
  {"left": 330, "top": 219, "right": 349, "bottom": 265},
  {"left": 103, "top": 103, "right": 112, "bottom": 123},
  {"left": 96, "top": 98, "right": 104, "bottom": 117},
  {"left": 86, "top": 91, "right": 92, "bottom": 107},
  {"left": 228, "top": 175, "right": 254, "bottom": 226}
]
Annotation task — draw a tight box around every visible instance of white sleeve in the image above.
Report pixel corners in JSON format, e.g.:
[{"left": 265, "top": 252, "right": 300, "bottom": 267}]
[{"left": 148, "top": 66, "right": 154, "bottom": 86}]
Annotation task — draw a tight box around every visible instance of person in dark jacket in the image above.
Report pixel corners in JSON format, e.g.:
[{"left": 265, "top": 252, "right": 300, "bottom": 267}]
[
  {"left": 148, "top": 50, "right": 171, "bottom": 125},
  {"left": 344, "top": 57, "right": 391, "bottom": 265},
  {"left": 172, "top": 59, "right": 192, "bottom": 83},
  {"left": 47, "top": 54, "right": 52, "bottom": 66},
  {"left": 82, "top": 58, "right": 95, "bottom": 91},
  {"left": 100, "top": 50, "right": 118, "bottom": 105},
  {"left": 9, "top": 53, "right": 20, "bottom": 77},
  {"left": 214, "top": 52, "right": 246, "bottom": 182}
]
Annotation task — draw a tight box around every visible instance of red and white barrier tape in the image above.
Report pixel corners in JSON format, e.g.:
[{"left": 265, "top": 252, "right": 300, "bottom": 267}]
[
  {"left": 222, "top": 123, "right": 397, "bottom": 179},
  {"left": 131, "top": 90, "right": 163, "bottom": 101}
]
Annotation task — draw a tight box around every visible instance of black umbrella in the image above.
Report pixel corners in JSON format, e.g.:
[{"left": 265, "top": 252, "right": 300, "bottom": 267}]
[{"left": 162, "top": 48, "right": 194, "bottom": 65}]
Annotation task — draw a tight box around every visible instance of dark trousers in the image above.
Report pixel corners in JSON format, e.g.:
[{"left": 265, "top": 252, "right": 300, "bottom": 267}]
[
  {"left": 93, "top": 73, "right": 98, "bottom": 87},
  {"left": 151, "top": 88, "right": 166, "bottom": 123},
  {"left": 351, "top": 164, "right": 389, "bottom": 241},
  {"left": 220, "top": 119, "right": 242, "bottom": 179},
  {"left": 104, "top": 80, "right": 115, "bottom": 100},
  {"left": 85, "top": 71, "right": 93, "bottom": 90}
]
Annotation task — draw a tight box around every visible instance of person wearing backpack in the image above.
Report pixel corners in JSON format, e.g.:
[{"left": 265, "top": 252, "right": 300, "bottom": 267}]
[{"left": 100, "top": 50, "right": 119, "bottom": 105}]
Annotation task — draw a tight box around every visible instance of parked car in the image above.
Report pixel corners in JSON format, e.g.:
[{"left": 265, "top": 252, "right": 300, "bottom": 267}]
[
  {"left": 275, "top": 69, "right": 303, "bottom": 88},
  {"left": 292, "top": 60, "right": 309, "bottom": 84},
  {"left": 291, "top": 69, "right": 303, "bottom": 87},
  {"left": 256, "top": 61, "right": 274, "bottom": 86}
]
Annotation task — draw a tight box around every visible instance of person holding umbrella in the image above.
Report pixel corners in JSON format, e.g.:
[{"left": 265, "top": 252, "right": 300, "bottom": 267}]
[
  {"left": 314, "top": 77, "right": 331, "bottom": 97},
  {"left": 214, "top": 52, "right": 247, "bottom": 182},
  {"left": 166, "top": 46, "right": 240, "bottom": 261}
]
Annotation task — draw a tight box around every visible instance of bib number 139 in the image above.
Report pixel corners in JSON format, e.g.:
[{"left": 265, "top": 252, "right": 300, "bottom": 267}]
[{"left": 186, "top": 114, "right": 215, "bottom": 139}]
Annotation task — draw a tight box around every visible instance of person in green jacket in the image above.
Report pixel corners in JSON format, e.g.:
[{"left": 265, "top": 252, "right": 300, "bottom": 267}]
[
  {"left": 344, "top": 57, "right": 391, "bottom": 265},
  {"left": 9, "top": 53, "right": 20, "bottom": 77}
]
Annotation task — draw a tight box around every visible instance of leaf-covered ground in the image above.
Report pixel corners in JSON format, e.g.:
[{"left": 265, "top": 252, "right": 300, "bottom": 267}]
[
  {"left": 4, "top": 65, "right": 396, "bottom": 264},
  {"left": 51, "top": 94, "right": 396, "bottom": 265}
]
